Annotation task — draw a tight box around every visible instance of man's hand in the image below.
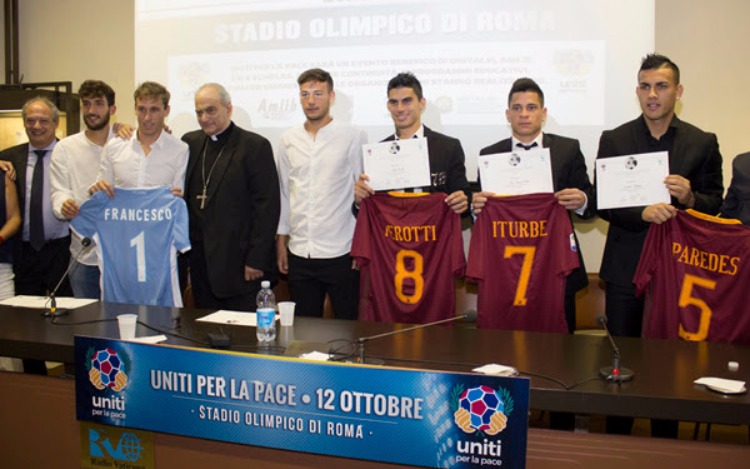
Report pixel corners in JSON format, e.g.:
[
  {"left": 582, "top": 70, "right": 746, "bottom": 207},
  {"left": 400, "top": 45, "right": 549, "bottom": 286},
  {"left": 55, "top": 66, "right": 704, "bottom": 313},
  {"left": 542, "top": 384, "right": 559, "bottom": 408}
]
[
  {"left": 641, "top": 202, "right": 677, "bottom": 224},
  {"left": 244, "top": 266, "right": 264, "bottom": 282},
  {"left": 61, "top": 199, "right": 80, "bottom": 219},
  {"left": 471, "top": 191, "right": 494, "bottom": 216},
  {"left": 171, "top": 187, "right": 184, "bottom": 198},
  {"left": 276, "top": 235, "right": 289, "bottom": 275},
  {"left": 113, "top": 122, "right": 135, "bottom": 140},
  {"left": 445, "top": 190, "right": 468, "bottom": 214},
  {"left": 664, "top": 174, "right": 694, "bottom": 207},
  {"left": 0, "top": 160, "right": 16, "bottom": 180},
  {"left": 90, "top": 180, "right": 115, "bottom": 198},
  {"left": 554, "top": 188, "right": 586, "bottom": 211},
  {"left": 354, "top": 174, "right": 374, "bottom": 206}
]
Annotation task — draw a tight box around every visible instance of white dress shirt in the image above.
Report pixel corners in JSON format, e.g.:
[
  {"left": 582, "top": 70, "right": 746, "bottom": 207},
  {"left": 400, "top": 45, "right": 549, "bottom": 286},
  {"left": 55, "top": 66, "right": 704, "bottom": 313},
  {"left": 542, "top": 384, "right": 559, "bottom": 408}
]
[
  {"left": 276, "top": 119, "right": 367, "bottom": 258},
  {"left": 50, "top": 129, "right": 113, "bottom": 265},
  {"left": 97, "top": 129, "right": 188, "bottom": 191}
]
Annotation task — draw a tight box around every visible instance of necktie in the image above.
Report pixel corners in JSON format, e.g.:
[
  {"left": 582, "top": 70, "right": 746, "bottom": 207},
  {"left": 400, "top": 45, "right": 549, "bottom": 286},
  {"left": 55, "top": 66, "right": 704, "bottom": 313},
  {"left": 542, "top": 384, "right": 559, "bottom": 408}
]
[
  {"left": 29, "top": 150, "right": 46, "bottom": 251},
  {"left": 516, "top": 142, "right": 538, "bottom": 151}
]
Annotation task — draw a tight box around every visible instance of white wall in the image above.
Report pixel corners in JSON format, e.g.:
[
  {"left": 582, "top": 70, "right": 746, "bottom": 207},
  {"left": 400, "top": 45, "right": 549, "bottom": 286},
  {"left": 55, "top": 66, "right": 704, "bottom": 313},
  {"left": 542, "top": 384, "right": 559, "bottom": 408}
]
[
  {"left": 13, "top": 0, "right": 134, "bottom": 125},
  {"left": 4, "top": 0, "right": 750, "bottom": 274}
]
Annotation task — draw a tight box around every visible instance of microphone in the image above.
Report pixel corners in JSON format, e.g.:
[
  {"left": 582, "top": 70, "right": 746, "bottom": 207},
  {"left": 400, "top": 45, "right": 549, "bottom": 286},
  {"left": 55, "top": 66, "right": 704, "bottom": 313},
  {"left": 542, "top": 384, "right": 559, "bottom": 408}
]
[
  {"left": 45, "top": 237, "right": 93, "bottom": 317},
  {"left": 597, "top": 315, "right": 634, "bottom": 382},
  {"left": 356, "top": 310, "right": 478, "bottom": 364}
]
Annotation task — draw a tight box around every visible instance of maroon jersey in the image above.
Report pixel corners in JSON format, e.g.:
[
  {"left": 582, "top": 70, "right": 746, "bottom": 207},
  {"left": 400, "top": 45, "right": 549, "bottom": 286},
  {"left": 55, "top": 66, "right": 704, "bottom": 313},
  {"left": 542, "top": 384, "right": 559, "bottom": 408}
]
[
  {"left": 352, "top": 192, "right": 465, "bottom": 324},
  {"left": 467, "top": 193, "right": 578, "bottom": 332},
  {"left": 635, "top": 210, "right": 750, "bottom": 344}
]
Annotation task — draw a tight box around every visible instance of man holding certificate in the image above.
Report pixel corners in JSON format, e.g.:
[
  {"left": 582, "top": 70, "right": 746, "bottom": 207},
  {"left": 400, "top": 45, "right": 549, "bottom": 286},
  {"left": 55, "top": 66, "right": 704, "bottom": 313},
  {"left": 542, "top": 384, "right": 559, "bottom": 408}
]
[
  {"left": 596, "top": 54, "right": 724, "bottom": 340},
  {"left": 596, "top": 55, "right": 723, "bottom": 439},
  {"left": 472, "top": 77, "right": 594, "bottom": 334},
  {"left": 351, "top": 72, "right": 470, "bottom": 324},
  {"left": 353, "top": 72, "right": 471, "bottom": 215}
]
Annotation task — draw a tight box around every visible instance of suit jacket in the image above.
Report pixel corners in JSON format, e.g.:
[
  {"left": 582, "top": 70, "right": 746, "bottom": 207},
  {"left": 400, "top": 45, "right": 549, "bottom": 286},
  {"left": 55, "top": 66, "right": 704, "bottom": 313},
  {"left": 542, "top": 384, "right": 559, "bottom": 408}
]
[
  {"left": 720, "top": 152, "right": 750, "bottom": 225},
  {"left": 382, "top": 126, "right": 472, "bottom": 212},
  {"left": 182, "top": 124, "right": 280, "bottom": 298},
  {"left": 596, "top": 115, "right": 724, "bottom": 286},
  {"left": 479, "top": 133, "right": 594, "bottom": 292}
]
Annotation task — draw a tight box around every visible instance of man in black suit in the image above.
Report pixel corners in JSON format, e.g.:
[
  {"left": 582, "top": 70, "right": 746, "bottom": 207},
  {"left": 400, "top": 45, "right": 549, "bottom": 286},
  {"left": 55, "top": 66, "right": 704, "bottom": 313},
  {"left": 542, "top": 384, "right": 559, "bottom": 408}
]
[
  {"left": 596, "top": 54, "right": 723, "bottom": 437},
  {"left": 354, "top": 72, "right": 471, "bottom": 215},
  {"left": 472, "top": 77, "right": 594, "bottom": 334},
  {"left": 182, "top": 83, "right": 280, "bottom": 310},
  {"left": 0, "top": 97, "right": 72, "bottom": 297},
  {"left": 720, "top": 153, "right": 750, "bottom": 224},
  {"left": 596, "top": 54, "right": 723, "bottom": 338}
]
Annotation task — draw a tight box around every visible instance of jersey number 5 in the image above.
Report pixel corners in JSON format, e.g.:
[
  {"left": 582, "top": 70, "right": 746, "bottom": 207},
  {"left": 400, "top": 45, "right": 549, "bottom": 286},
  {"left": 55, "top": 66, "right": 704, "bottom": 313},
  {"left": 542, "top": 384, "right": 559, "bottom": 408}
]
[
  {"left": 678, "top": 273, "right": 716, "bottom": 341},
  {"left": 394, "top": 249, "right": 424, "bottom": 304},
  {"left": 503, "top": 246, "right": 536, "bottom": 306}
]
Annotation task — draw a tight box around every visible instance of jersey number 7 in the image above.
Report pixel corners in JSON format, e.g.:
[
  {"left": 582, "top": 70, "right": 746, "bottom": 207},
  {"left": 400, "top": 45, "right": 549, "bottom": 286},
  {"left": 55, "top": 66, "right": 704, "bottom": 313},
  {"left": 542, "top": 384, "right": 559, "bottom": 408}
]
[{"left": 503, "top": 245, "right": 536, "bottom": 306}]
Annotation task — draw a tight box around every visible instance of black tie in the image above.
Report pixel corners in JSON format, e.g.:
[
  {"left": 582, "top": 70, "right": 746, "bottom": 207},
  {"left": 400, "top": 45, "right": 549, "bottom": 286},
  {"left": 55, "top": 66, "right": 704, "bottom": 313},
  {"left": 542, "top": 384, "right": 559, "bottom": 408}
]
[
  {"left": 30, "top": 150, "right": 46, "bottom": 251},
  {"left": 516, "top": 142, "right": 538, "bottom": 151}
]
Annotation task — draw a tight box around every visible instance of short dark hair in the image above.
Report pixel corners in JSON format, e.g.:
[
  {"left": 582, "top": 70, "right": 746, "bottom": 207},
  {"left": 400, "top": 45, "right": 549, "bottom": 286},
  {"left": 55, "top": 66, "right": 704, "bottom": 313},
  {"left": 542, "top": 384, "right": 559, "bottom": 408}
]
[
  {"left": 639, "top": 53, "right": 680, "bottom": 84},
  {"left": 297, "top": 68, "right": 333, "bottom": 92},
  {"left": 78, "top": 80, "right": 115, "bottom": 106},
  {"left": 508, "top": 77, "right": 544, "bottom": 107},
  {"left": 387, "top": 72, "right": 423, "bottom": 100}
]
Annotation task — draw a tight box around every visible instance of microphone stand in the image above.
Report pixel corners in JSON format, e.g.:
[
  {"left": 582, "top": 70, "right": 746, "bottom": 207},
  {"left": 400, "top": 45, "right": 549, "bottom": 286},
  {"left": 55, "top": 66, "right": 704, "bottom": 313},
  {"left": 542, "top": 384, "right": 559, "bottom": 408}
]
[
  {"left": 356, "top": 311, "right": 477, "bottom": 364},
  {"left": 45, "top": 237, "right": 92, "bottom": 318},
  {"left": 597, "top": 316, "right": 634, "bottom": 382}
]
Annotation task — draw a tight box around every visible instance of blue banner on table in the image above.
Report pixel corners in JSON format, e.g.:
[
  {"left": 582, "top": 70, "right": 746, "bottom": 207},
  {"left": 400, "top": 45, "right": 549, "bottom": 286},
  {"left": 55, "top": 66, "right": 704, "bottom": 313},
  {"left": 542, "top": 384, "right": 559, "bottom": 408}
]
[{"left": 75, "top": 336, "right": 529, "bottom": 468}]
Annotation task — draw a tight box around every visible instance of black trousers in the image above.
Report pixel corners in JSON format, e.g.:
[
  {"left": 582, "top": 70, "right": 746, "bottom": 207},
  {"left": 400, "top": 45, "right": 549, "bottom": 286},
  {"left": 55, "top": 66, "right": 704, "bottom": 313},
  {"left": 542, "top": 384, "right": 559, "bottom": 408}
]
[
  {"left": 604, "top": 281, "right": 678, "bottom": 438},
  {"left": 15, "top": 237, "right": 72, "bottom": 297},
  {"left": 16, "top": 237, "right": 71, "bottom": 375},
  {"left": 287, "top": 252, "right": 359, "bottom": 319},
  {"left": 189, "top": 241, "right": 261, "bottom": 312}
]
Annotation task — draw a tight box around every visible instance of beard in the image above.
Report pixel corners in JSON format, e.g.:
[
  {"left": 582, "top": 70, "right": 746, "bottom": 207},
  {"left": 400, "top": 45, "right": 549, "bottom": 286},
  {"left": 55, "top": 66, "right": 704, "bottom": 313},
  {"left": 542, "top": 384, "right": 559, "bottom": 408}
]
[{"left": 85, "top": 113, "right": 110, "bottom": 131}]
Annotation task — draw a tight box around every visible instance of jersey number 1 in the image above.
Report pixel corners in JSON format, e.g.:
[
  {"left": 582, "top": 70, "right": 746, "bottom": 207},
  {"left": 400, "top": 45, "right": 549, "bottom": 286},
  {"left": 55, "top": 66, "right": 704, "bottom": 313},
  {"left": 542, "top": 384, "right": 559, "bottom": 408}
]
[{"left": 130, "top": 231, "right": 147, "bottom": 283}]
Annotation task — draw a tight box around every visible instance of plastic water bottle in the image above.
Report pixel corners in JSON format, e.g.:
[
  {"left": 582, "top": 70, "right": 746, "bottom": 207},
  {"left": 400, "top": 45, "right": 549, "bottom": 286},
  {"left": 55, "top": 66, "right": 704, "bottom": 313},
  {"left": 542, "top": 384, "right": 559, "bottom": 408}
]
[{"left": 256, "top": 281, "right": 276, "bottom": 343}]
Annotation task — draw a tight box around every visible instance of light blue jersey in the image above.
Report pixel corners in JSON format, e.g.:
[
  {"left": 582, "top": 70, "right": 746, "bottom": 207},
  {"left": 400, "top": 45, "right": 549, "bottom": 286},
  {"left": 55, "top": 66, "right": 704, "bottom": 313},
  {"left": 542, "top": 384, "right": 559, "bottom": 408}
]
[{"left": 72, "top": 187, "right": 190, "bottom": 307}]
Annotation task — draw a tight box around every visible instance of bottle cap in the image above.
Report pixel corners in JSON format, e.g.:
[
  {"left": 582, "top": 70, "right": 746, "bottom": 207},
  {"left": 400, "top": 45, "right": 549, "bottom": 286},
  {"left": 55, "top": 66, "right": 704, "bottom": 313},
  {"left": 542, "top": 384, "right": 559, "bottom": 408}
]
[
  {"left": 728, "top": 361, "right": 739, "bottom": 372},
  {"left": 261, "top": 280, "right": 271, "bottom": 288}
]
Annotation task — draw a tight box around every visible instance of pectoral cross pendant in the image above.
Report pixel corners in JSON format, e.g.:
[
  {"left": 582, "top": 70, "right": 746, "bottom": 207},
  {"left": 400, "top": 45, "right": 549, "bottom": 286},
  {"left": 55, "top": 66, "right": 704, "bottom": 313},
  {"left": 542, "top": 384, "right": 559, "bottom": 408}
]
[{"left": 197, "top": 187, "right": 208, "bottom": 210}]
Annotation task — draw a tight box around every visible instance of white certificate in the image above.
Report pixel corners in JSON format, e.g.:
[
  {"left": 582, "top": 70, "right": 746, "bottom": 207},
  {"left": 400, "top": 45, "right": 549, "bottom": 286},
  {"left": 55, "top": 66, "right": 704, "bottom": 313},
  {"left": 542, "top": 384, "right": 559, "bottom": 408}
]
[
  {"left": 362, "top": 138, "right": 431, "bottom": 191},
  {"left": 596, "top": 151, "right": 670, "bottom": 210},
  {"left": 477, "top": 148, "right": 554, "bottom": 195}
]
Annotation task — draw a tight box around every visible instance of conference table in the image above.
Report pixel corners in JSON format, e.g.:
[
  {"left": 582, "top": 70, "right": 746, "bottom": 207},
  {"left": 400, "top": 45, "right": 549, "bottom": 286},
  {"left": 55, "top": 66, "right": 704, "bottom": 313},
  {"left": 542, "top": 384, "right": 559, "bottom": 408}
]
[{"left": 0, "top": 301, "right": 748, "bottom": 468}]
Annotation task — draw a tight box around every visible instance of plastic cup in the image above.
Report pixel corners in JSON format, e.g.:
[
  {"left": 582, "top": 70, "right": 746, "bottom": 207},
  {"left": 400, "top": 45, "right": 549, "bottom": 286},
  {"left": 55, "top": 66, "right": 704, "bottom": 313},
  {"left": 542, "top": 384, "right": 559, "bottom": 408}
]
[
  {"left": 279, "top": 301, "right": 296, "bottom": 326},
  {"left": 117, "top": 314, "right": 138, "bottom": 339}
]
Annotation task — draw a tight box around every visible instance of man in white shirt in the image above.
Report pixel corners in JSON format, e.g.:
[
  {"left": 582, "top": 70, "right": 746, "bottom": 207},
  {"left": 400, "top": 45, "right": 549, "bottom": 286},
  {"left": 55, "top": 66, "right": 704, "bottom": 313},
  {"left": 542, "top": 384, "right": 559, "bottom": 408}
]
[
  {"left": 276, "top": 68, "right": 368, "bottom": 319},
  {"left": 91, "top": 81, "right": 188, "bottom": 197},
  {"left": 50, "top": 80, "right": 118, "bottom": 298}
]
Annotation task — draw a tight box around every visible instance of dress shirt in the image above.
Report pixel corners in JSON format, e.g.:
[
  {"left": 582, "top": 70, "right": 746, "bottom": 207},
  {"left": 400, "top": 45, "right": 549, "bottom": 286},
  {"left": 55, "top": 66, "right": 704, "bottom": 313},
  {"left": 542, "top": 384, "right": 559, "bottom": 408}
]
[
  {"left": 512, "top": 133, "right": 588, "bottom": 215},
  {"left": 277, "top": 119, "right": 367, "bottom": 258},
  {"left": 50, "top": 129, "right": 114, "bottom": 265},
  {"left": 97, "top": 129, "right": 188, "bottom": 191},
  {"left": 23, "top": 142, "right": 69, "bottom": 242}
]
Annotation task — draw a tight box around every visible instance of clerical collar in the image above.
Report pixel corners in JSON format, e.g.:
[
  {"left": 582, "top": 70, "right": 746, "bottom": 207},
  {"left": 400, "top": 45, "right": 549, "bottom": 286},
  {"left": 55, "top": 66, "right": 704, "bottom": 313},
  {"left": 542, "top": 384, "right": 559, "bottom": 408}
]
[
  {"left": 511, "top": 133, "right": 543, "bottom": 150},
  {"left": 209, "top": 122, "right": 234, "bottom": 144},
  {"left": 394, "top": 124, "right": 424, "bottom": 140}
]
